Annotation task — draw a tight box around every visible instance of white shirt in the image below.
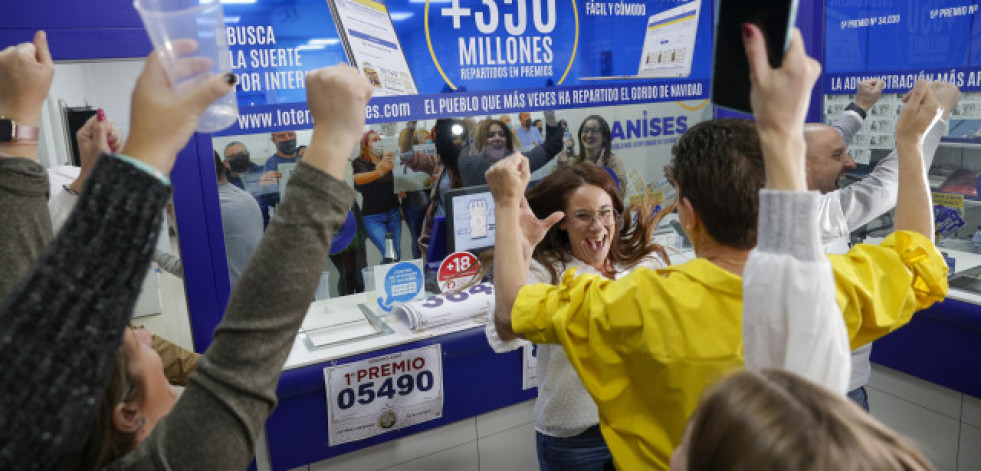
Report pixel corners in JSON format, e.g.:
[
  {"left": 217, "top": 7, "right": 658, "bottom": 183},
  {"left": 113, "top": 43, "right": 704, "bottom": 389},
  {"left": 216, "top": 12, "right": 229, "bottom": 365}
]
[
  {"left": 819, "top": 111, "right": 948, "bottom": 390},
  {"left": 486, "top": 254, "right": 665, "bottom": 437}
]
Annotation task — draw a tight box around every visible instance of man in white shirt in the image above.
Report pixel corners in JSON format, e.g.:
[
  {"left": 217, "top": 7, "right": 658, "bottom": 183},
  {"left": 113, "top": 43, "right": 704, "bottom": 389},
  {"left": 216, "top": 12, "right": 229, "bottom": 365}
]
[{"left": 810, "top": 78, "right": 961, "bottom": 410}]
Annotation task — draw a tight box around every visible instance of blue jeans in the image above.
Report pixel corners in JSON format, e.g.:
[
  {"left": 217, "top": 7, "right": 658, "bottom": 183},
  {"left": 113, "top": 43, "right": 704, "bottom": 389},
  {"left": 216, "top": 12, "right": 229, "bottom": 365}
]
[
  {"left": 847, "top": 386, "right": 870, "bottom": 412},
  {"left": 362, "top": 208, "right": 402, "bottom": 261},
  {"left": 536, "top": 426, "right": 614, "bottom": 471}
]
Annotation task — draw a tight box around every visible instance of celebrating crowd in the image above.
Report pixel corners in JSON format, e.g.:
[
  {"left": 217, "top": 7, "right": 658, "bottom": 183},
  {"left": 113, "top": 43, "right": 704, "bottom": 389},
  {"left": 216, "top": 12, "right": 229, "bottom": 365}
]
[{"left": 0, "top": 21, "right": 961, "bottom": 471}]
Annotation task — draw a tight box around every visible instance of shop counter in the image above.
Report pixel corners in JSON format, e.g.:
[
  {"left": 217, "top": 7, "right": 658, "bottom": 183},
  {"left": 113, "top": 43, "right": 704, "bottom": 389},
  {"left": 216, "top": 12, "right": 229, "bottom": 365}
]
[{"left": 264, "top": 292, "right": 535, "bottom": 470}]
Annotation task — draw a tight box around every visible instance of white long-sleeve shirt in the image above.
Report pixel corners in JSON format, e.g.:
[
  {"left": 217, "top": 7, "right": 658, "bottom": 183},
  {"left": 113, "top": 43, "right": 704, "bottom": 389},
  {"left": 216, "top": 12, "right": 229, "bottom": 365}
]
[{"left": 820, "top": 110, "right": 948, "bottom": 390}]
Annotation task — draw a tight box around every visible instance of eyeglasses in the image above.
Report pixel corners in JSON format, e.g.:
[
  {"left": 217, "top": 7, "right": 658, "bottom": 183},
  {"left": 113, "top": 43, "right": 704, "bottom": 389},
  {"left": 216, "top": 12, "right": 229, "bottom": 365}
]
[
  {"left": 487, "top": 130, "right": 507, "bottom": 138},
  {"left": 568, "top": 208, "right": 620, "bottom": 228},
  {"left": 581, "top": 127, "right": 603, "bottom": 136}
]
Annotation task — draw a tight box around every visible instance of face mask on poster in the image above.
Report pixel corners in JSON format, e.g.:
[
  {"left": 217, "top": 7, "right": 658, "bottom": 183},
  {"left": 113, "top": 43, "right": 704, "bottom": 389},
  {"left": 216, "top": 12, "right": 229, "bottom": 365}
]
[
  {"left": 228, "top": 152, "right": 252, "bottom": 173},
  {"left": 277, "top": 139, "right": 297, "bottom": 155}
]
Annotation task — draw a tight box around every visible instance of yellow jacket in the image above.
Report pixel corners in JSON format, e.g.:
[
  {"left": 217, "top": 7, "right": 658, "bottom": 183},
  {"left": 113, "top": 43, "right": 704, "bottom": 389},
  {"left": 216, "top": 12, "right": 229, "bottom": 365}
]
[{"left": 511, "top": 231, "right": 947, "bottom": 470}]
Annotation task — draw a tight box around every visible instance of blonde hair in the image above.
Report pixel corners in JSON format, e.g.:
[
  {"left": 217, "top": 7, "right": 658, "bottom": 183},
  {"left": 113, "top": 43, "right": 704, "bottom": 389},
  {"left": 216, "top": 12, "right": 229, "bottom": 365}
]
[{"left": 686, "top": 369, "right": 934, "bottom": 471}]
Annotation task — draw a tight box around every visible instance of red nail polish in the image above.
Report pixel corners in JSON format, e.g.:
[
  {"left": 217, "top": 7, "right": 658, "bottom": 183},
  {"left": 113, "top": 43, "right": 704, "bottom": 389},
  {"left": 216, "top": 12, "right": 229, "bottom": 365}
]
[
  {"left": 96, "top": 108, "right": 106, "bottom": 122},
  {"left": 741, "top": 23, "right": 753, "bottom": 38}
]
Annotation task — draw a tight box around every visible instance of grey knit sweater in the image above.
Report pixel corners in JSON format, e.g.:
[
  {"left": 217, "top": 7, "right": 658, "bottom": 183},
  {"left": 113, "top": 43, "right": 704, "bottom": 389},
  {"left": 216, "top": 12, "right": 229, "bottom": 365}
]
[
  {"left": 0, "top": 157, "right": 53, "bottom": 299},
  {"left": 109, "top": 161, "right": 354, "bottom": 469},
  {"left": 0, "top": 155, "right": 171, "bottom": 469}
]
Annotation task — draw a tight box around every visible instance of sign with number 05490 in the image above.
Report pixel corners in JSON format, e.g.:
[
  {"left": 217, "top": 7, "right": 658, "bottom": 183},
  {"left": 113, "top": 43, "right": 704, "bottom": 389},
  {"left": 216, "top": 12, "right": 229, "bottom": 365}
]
[{"left": 324, "top": 344, "right": 444, "bottom": 446}]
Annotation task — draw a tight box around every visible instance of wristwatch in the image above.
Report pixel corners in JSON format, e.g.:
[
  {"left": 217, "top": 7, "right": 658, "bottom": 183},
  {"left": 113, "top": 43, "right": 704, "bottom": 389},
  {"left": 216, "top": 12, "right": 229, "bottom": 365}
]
[
  {"left": 0, "top": 117, "right": 40, "bottom": 143},
  {"left": 844, "top": 103, "right": 867, "bottom": 120}
]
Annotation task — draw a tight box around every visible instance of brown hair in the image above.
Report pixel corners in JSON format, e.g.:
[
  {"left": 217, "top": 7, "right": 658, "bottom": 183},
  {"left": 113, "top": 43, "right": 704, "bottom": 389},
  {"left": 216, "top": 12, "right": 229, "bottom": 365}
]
[
  {"left": 63, "top": 345, "right": 141, "bottom": 470},
  {"left": 358, "top": 129, "right": 380, "bottom": 163},
  {"left": 668, "top": 119, "right": 764, "bottom": 249},
  {"left": 473, "top": 119, "right": 515, "bottom": 155},
  {"left": 686, "top": 369, "right": 934, "bottom": 471},
  {"left": 526, "top": 163, "right": 673, "bottom": 284},
  {"left": 576, "top": 115, "right": 613, "bottom": 167}
]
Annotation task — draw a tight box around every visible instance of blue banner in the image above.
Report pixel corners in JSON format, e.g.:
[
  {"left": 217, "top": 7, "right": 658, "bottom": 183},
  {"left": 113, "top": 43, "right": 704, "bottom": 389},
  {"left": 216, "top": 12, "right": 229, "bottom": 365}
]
[
  {"left": 824, "top": 0, "right": 980, "bottom": 94},
  {"left": 220, "top": 80, "right": 708, "bottom": 135},
  {"left": 823, "top": 66, "right": 981, "bottom": 95},
  {"left": 217, "top": 0, "right": 712, "bottom": 134}
]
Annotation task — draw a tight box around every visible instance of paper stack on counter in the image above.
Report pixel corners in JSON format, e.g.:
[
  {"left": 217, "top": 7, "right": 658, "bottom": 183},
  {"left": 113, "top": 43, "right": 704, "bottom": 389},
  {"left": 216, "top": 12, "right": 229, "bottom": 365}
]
[{"left": 393, "top": 282, "right": 495, "bottom": 331}]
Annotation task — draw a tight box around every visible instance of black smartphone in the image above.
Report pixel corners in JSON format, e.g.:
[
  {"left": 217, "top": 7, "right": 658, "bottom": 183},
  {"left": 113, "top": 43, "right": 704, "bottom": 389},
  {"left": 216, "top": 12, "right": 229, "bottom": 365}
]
[{"left": 711, "top": 0, "right": 799, "bottom": 113}]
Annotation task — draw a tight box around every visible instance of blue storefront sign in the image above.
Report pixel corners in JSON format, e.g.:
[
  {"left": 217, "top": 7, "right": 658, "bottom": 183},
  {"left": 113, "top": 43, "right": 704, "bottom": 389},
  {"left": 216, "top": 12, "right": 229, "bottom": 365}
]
[
  {"left": 214, "top": 0, "right": 713, "bottom": 134},
  {"left": 824, "top": 0, "right": 981, "bottom": 94}
]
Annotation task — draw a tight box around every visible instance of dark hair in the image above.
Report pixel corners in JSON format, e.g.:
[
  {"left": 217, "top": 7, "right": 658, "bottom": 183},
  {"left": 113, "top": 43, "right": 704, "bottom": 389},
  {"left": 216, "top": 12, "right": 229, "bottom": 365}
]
[
  {"left": 668, "top": 119, "right": 763, "bottom": 249},
  {"left": 474, "top": 119, "right": 514, "bottom": 154},
  {"left": 577, "top": 115, "right": 613, "bottom": 167},
  {"left": 526, "top": 163, "right": 672, "bottom": 284},
  {"left": 223, "top": 140, "right": 246, "bottom": 156},
  {"left": 687, "top": 369, "right": 934, "bottom": 471},
  {"left": 214, "top": 151, "right": 226, "bottom": 181},
  {"left": 433, "top": 118, "right": 464, "bottom": 188}
]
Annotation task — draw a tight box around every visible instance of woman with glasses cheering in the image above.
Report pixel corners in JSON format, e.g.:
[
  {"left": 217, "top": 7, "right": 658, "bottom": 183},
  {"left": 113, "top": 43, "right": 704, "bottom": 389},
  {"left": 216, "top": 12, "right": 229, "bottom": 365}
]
[
  {"left": 557, "top": 115, "right": 627, "bottom": 193},
  {"left": 485, "top": 163, "right": 673, "bottom": 470},
  {"left": 458, "top": 110, "right": 564, "bottom": 186}
]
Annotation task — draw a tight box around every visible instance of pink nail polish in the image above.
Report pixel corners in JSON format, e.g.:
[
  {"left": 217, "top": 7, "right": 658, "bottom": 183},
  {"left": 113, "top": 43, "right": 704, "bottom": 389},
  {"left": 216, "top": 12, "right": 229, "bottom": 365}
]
[{"left": 97, "top": 108, "right": 106, "bottom": 122}]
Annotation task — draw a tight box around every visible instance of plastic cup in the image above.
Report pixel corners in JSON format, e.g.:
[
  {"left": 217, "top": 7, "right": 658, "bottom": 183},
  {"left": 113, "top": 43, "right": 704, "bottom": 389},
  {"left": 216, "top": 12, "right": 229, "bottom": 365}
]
[{"left": 134, "top": 0, "right": 238, "bottom": 133}]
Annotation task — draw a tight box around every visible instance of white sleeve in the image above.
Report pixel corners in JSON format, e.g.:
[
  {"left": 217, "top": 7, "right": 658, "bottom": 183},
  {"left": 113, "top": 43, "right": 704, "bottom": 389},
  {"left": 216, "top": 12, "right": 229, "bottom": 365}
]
[
  {"left": 47, "top": 186, "right": 78, "bottom": 234},
  {"left": 819, "top": 116, "right": 948, "bottom": 241},
  {"left": 744, "top": 190, "right": 851, "bottom": 395},
  {"left": 484, "top": 260, "right": 552, "bottom": 353},
  {"left": 831, "top": 110, "right": 864, "bottom": 145}
]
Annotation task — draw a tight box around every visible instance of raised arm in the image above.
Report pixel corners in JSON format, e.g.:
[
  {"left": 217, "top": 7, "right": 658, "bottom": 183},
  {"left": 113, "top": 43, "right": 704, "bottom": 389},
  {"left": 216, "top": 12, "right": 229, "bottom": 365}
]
[
  {"left": 820, "top": 81, "right": 957, "bottom": 239},
  {"left": 832, "top": 78, "right": 883, "bottom": 145},
  {"left": 0, "top": 41, "right": 234, "bottom": 468},
  {"left": 132, "top": 66, "right": 369, "bottom": 469},
  {"left": 523, "top": 110, "right": 564, "bottom": 171},
  {"left": 0, "top": 31, "right": 55, "bottom": 297},
  {"left": 487, "top": 153, "right": 563, "bottom": 340},
  {"left": 893, "top": 81, "right": 941, "bottom": 241},
  {"left": 740, "top": 25, "right": 851, "bottom": 393}
]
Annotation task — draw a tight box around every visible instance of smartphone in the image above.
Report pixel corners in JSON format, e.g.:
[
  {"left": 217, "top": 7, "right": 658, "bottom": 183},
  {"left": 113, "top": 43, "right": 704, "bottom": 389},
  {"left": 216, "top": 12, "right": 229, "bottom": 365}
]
[
  {"left": 711, "top": 0, "right": 799, "bottom": 113},
  {"left": 326, "top": 0, "right": 419, "bottom": 96}
]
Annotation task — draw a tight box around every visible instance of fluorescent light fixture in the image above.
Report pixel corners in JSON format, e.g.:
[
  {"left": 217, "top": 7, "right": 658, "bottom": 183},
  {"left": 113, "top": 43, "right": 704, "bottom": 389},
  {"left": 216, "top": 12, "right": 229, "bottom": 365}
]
[
  {"left": 309, "top": 38, "right": 341, "bottom": 45},
  {"left": 222, "top": 16, "right": 240, "bottom": 23},
  {"left": 297, "top": 44, "right": 326, "bottom": 51},
  {"left": 201, "top": 0, "right": 257, "bottom": 3},
  {"left": 409, "top": 0, "right": 451, "bottom": 3},
  {"left": 390, "top": 12, "right": 414, "bottom": 20}
]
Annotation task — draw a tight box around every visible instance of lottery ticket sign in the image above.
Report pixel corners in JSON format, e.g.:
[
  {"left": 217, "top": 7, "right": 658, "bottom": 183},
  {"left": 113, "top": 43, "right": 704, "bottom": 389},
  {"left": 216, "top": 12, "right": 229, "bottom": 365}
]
[
  {"left": 437, "top": 251, "right": 481, "bottom": 293},
  {"left": 324, "top": 345, "right": 444, "bottom": 446}
]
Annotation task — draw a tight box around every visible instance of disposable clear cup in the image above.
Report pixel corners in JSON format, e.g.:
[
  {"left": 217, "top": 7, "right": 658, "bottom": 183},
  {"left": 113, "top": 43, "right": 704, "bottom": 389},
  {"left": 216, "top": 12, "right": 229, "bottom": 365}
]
[{"left": 134, "top": 0, "right": 238, "bottom": 133}]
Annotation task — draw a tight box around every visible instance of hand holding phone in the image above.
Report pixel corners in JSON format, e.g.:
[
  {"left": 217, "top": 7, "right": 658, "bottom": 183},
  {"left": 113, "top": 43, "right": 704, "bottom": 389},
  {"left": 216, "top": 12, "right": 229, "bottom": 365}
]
[
  {"left": 745, "top": 25, "right": 820, "bottom": 192},
  {"left": 712, "top": 0, "right": 799, "bottom": 113}
]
